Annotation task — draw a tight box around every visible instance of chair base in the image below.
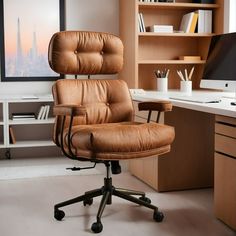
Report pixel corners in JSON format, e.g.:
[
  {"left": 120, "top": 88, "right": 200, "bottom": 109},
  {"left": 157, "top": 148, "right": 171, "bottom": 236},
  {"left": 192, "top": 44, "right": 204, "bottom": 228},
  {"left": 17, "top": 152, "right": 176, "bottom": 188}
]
[{"left": 54, "top": 162, "right": 164, "bottom": 233}]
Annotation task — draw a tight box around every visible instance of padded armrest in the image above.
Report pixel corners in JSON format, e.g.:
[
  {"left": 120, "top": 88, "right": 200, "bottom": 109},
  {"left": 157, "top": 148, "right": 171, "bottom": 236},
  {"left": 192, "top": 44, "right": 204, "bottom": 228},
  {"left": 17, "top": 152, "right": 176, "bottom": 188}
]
[
  {"left": 53, "top": 104, "right": 87, "bottom": 116},
  {"left": 138, "top": 101, "right": 172, "bottom": 112}
]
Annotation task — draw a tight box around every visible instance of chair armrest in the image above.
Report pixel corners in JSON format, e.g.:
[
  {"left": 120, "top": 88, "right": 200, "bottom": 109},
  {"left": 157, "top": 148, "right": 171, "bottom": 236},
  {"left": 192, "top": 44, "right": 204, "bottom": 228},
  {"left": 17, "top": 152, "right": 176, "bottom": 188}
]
[
  {"left": 53, "top": 104, "right": 87, "bottom": 116},
  {"left": 138, "top": 101, "right": 172, "bottom": 112}
]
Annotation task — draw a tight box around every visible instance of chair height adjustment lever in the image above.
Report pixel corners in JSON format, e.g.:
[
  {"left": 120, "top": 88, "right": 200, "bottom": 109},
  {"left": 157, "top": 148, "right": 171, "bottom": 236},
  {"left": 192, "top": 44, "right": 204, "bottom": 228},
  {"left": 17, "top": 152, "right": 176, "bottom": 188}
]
[{"left": 66, "top": 163, "right": 96, "bottom": 171}]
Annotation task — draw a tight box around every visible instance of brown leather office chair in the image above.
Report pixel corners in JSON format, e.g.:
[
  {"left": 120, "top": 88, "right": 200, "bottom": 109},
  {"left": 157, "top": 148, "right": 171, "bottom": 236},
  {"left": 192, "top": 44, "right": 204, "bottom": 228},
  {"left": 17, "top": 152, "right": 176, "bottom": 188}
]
[{"left": 48, "top": 31, "right": 175, "bottom": 233}]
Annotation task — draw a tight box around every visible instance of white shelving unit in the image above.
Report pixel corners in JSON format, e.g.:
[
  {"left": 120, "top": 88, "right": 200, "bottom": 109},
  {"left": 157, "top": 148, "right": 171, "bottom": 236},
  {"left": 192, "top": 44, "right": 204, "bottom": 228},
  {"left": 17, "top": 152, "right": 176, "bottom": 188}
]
[
  {"left": 0, "top": 101, "right": 5, "bottom": 148},
  {"left": 0, "top": 94, "right": 57, "bottom": 158}
]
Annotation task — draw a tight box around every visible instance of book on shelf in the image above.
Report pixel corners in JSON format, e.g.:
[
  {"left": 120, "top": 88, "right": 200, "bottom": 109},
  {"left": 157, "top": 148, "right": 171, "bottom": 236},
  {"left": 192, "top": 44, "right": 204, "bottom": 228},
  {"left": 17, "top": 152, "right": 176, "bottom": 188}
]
[
  {"left": 11, "top": 112, "right": 36, "bottom": 120},
  {"left": 138, "top": 13, "right": 143, "bottom": 32},
  {"left": 179, "top": 12, "right": 195, "bottom": 33},
  {"left": 189, "top": 12, "right": 198, "bottom": 33},
  {"left": 196, "top": 10, "right": 212, "bottom": 33},
  {"left": 37, "top": 105, "right": 50, "bottom": 120},
  {"left": 138, "top": 13, "right": 146, "bottom": 32},
  {"left": 9, "top": 126, "right": 16, "bottom": 144},
  {"left": 204, "top": 10, "right": 212, "bottom": 33},
  {"left": 149, "top": 25, "right": 173, "bottom": 33}
]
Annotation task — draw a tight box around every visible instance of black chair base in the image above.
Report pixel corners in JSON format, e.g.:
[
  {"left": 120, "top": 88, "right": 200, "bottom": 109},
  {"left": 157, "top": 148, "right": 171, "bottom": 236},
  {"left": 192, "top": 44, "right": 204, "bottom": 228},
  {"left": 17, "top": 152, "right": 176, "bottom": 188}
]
[{"left": 54, "top": 162, "right": 164, "bottom": 233}]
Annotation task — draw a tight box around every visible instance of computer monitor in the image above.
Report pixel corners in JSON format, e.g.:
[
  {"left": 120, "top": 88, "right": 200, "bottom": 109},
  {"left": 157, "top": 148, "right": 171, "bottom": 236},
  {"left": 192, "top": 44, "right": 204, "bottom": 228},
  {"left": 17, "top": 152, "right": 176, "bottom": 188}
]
[{"left": 200, "top": 32, "right": 236, "bottom": 92}]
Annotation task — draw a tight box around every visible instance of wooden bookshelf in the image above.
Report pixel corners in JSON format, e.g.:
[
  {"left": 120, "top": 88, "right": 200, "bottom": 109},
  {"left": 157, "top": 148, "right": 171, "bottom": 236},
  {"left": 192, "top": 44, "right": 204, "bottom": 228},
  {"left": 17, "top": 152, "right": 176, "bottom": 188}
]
[
  {"left": 119, "top": 0, "right": 224, "bottom": 191},
  {"left": 119, "top": 0, "right": 224, "bottom": 90}
]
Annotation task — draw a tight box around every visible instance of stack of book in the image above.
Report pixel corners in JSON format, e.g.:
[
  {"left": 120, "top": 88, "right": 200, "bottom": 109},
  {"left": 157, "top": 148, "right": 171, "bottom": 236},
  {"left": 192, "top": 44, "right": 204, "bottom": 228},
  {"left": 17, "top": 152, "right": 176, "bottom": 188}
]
[
  {"left": 149, "top": 25, "right": 173, "bottom": 33},
  {"left": 11, "top": 112, "right": 36, "bottom": 120},
  {"left": 37, "top": 105, "right": 50, "bottom": 120},
  {"left": 179, "top": 10, "right": 212, "bottom": 34},
  {"left": 139, "top": 0, "right": 159, "bottom": 2}
]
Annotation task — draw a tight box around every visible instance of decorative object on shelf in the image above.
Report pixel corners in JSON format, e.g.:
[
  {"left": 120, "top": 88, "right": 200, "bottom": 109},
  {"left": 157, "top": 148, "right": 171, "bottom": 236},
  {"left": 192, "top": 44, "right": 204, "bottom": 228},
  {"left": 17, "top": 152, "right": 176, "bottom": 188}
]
[
  {"left": 154, "top": 69, "right": 170, "bottom": 92},
  {"left": 179, "top": 56, "right": 201, "bottom": 61},
  {"left": 0, "top": 0, "right": 65, "bottom": 82}
]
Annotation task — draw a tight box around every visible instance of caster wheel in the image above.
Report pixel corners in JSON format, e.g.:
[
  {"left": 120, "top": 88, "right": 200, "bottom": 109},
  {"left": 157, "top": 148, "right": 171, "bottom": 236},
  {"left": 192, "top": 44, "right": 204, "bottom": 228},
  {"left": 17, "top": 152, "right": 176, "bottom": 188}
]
[
  {"left": 54, "top": 209, "right": 65, "bottom": 221},
  {"left": 83, "top": 198, "right": 93, "bottom": 206},
  {"left": 153, "top": 210, "right": 164, "bottom": 222},
  {"left": 139, "top": 196, "right": 151, "bottom": 204},
  {"left": 91, "top": 221, "right": 103, "bottom": 233}
]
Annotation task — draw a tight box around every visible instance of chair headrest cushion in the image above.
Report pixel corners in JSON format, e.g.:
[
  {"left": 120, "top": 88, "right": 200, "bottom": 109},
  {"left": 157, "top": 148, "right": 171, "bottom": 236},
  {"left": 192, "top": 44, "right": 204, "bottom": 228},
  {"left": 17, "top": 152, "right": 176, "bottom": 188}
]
[{"left": 48, "top": 31, "right": 123, "bottom": 75}]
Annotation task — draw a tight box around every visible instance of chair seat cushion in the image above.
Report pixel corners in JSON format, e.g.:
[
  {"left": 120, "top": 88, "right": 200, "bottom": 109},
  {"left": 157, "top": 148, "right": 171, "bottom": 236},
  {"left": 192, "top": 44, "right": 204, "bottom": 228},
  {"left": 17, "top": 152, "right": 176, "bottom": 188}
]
[{"left": 65, "top": 122, "right": 174, "bottom": 160}]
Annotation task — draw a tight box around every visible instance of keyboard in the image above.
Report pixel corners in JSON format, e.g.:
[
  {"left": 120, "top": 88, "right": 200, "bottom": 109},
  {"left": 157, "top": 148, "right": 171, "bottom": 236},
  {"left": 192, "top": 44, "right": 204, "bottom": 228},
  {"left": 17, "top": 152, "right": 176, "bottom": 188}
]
[{"left": 169, "top": 95, "right": 221, "bottom": 103}]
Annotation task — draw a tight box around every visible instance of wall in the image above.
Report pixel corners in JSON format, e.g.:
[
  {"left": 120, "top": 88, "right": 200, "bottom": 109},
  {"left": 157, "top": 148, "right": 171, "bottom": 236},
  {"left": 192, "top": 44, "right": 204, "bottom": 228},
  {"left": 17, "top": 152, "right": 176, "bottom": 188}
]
[
  {"left": 224, "top": 0, "right": 236, "bottom": 33},
  {"left": 0, "top": 0, "right": 119, "bottom": 95}
]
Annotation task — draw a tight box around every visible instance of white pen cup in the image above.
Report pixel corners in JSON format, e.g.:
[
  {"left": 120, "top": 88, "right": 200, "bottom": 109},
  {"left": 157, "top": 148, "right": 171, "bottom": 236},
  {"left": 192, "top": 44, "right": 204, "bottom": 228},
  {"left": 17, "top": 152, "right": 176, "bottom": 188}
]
[
  {"left": 180, "top": 80, "right": 192, "bottom": 95},
  {"left": 157, "top": 77, "right": 168, "bottom": 92}
]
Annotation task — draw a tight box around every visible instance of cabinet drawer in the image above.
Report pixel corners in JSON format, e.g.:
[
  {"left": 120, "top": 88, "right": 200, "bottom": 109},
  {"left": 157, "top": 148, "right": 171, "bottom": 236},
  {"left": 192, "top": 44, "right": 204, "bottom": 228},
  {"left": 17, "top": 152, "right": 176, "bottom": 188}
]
[
  {"left": 214, "top": 152, "right": 236, "bottom": 230},
  {"left": 215, "top": 134, "right": 236, "bottom": 157},
  {"left": 216, "top": 115, "right": 236, "bottom": 126},
  {"left": 215, "top": 123, "right": 236, "bottom": 139}
]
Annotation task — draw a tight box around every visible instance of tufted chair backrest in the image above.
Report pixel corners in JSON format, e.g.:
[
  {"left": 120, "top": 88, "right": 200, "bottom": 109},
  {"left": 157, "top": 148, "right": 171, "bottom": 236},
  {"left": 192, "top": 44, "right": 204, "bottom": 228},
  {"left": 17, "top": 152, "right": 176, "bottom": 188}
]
[
  {"left": 48, "top": 31, "right": 124, "bottom": 75},
  {"left": 48, "top": 31, "right": 134, "bottom": 144}
]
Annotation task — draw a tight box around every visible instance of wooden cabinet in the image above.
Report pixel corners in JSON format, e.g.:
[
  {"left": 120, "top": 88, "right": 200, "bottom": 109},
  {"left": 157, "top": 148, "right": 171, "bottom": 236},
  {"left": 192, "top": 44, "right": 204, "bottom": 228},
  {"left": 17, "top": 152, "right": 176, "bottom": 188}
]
[
  {"left": 214, "top": 115, "right": 236, "bottom": 230},
  {"left": 119, "top": 0, "right": 224, "bottom": 89},
  {"left": 130, "top": 101, "right": 215, "bottom": 192}
]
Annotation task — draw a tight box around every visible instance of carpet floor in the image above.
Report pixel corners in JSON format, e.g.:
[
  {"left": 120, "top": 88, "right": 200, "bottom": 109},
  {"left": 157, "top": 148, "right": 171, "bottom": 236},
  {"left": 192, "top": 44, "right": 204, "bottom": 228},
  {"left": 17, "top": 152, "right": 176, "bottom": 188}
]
[{"left": 0, "top": 171, "right": 235, "bottom": 236}]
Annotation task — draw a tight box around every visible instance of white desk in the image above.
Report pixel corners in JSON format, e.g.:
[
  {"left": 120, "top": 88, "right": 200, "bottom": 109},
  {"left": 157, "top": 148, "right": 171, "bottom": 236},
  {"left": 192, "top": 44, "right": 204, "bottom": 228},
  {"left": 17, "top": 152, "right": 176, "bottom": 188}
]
[
  {"left": 132, "top": 90, "right": 236, "bottom": 118},
  {"left": 130, "top": 90, "right": 235, "bottom": 190},
  {"left": 131, "top": 90, "right": 236, "bottom": 230}
]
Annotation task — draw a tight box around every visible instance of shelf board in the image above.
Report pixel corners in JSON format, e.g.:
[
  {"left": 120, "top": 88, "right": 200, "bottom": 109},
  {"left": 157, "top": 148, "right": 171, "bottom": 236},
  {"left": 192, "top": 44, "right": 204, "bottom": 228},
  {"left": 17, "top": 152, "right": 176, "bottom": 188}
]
[
  {"left": 0, "top": 144, "right": 5, "bottom": 149},
  {"left": 138, "top": 59, "right": 206, "bottom": 65},
  {"left": 8, "top": 140, "right": 55, "bottom": 148},
  {"left": 138, "top": 2, "right": 220, "bottom": 10},
  {"left": 9, "top": 118, "right": 55, "bottom": 125},
  {"left": 138, "top": 32, "right": 215, "bottom": 37}
]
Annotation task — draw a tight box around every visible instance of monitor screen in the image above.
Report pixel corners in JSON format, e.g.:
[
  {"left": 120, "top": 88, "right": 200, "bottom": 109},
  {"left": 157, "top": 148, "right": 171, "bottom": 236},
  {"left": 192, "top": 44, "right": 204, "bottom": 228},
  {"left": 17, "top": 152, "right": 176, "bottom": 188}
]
[{"left": 200, "top": 32, "right": 236, "bottom": 91}]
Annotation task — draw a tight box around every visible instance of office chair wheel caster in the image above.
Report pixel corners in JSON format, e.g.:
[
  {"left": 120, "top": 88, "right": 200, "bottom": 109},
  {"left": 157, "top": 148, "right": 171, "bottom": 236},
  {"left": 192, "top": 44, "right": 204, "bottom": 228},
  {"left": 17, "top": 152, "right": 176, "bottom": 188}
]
[
  {"left": 91, "top": 221, "right": 103, "bottom": 233},
  {"left": 54, "top": 209, "right": 65, "bottom": 221},
  {"left": 83, "top": 198, "right": 93, "bottom": 206},
  {"left": 139, "top": 196, "right": 151, "bottom": 204},
  {"left": 153, "top": 210, "right": 164, "bottom": 222}
]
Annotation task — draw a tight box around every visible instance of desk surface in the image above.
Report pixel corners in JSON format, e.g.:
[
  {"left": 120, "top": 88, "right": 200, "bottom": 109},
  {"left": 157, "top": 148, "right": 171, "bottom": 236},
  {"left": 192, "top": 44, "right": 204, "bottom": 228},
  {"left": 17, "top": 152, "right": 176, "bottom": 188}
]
[{"left": 132, "top": 90, "right": 236, "bottom": 118}]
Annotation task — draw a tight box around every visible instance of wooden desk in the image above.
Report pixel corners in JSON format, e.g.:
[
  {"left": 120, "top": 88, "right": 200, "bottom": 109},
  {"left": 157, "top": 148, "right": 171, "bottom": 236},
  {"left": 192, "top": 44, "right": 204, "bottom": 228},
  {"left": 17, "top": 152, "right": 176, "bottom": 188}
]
[{"left": 131, "top": 90, "right": 236, "bottom": 230}]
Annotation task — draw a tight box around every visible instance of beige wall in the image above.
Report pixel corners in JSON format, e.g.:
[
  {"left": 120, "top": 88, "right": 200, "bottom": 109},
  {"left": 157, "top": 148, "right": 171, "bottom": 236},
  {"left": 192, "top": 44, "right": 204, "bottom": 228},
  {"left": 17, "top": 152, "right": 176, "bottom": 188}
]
[{"left": 0, "top": 0, "right": 119, "bottom": 95}]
